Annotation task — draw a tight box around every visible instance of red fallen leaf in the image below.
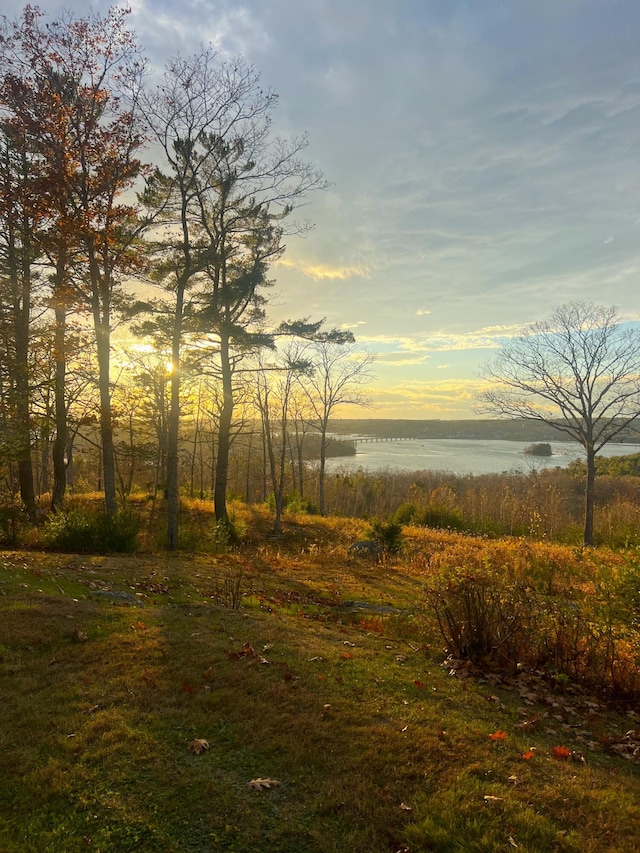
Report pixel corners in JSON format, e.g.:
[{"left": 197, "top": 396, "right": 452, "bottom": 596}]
[
  {"left": 203, "top": 666, "right": 214, "bottom": 680},
  {"left": 283, "top": 671, "right": 293, "bottom": 681},
  {"left": 340, "top": 652, "right": 353, "bottom": 660},
  {"left": 131, "top": 621, "right": 147, "bottom": 631},
  {"left": 552, "top": 745, "right": 571, "bottom": 759},
  {"left": 182, "top": 681, "right": 196, "bottom": 693},
  {"left": 228, "top": 643, "right": 254, "bottom": 660},
  {"left": 521, "top": 750, "right": 535, "bottom": 760},
  {"left": 413, "top": 680, "right": 426, "bottom": 689},
  {"left": 489, "top": 730, "right": 508, "bottom": 740}
]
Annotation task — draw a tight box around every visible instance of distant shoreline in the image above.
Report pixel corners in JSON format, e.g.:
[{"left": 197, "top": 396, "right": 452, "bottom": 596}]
[{"left": 329, "top": 418, "right": 640, "bottom": 444}]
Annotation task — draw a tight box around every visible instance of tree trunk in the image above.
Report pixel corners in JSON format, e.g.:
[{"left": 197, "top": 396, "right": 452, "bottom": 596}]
[
  {"left": 14, "top": 325, "right": 36, "bottom": 522},
  {"left": 214, "top": 331, "right": 233, "bottom": 523},
  {"left": 95, "top": 320, "right": 117, "bottom": 515},
  {"left": 318, "top": 424, "right": 328, "bottom": 516},
  {"left": 166, "top": 284, "right": 185, "bottom": 549},
  {"left": 8, "top": 212, "right": 36, "bottom": 522},
  {"left": 583, "top": 445, "right": 596, "bottom": 546},
  {"left": 51, "top": 299, "right": 67, "bottom": 513}
]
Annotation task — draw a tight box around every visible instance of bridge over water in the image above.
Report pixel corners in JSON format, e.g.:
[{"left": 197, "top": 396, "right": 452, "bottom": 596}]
[{"left": 346, "top": 436, "right": 416, "bottom": 445}]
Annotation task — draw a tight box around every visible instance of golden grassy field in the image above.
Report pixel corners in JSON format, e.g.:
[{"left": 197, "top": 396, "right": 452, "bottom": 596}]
[{"left": 1, "top": 504, "right": 639, "bottom": 852}]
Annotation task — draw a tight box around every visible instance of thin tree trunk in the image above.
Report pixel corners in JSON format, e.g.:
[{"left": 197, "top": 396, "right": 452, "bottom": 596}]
[
  {"left": 95, "top": 321, "right": 117, "bottom": 515},
  {"left": 584, "top": 445, "right": 596, "bottom": 546},
  {"left": 214, "top": 331, "right": 233, "bottom": 523},
  {"left": 245, "top": 428, "right": 254, "bottom": 503},
  {"left": 8, "top": 202, "right": 36, "bottom": 522},
  {"left": 318, "top": 424, "right": 328, "bottom": 516},
  {"left": 166, "top": 283, "right": 184, "bottom": 549},
  {"left": 51, "top": 297, "right": 67, "bottom": 513}
]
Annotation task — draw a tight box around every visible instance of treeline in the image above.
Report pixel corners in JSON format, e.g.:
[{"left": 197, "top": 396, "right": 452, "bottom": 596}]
[
  {"left": 318, "top": 464, "right": 640, "bottom": 547},
  {"left": 329, "top": 418, "right": 640, "bottom": 443},
  {"left": 0, "top": 6, "right": 372, "bottom": 544}
]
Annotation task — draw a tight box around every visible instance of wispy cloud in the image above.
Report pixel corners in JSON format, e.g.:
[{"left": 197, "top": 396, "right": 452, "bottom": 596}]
[{"left": 277, "top": 257, "right": 370, "bottom": 281}]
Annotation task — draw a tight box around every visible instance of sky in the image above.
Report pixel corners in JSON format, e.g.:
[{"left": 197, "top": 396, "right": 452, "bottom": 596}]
[{"left": 5, "top": 0, "right": 640, "bottom": 418}]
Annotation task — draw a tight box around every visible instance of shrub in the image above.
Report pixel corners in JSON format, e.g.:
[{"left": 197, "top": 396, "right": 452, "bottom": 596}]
[
  {"left": 212, "top": 511, "right": 246, "bottom": 550},
  {"left": 44, "top": 506, "right": 139, "bottom": 553},
  {"left": 420, "top": 505, "right": 465, "bottom": 531},
  {"left": 284, "top": 491, "right": 319, "bottom": 515},
  {"left": 0, "top": 499, "right": 26, "bottom": 545},
  {"left": 393, "top": 502, "right": 418, "bottom": 525},
  {"left": 425, "top": 567, "right": 535, "bottom": 662},
  {"left": 424, "top": 549, "right": 640, "bottom": 699},
  {"left": 368, "top": 518, "right": 404, "bottom": 554}
]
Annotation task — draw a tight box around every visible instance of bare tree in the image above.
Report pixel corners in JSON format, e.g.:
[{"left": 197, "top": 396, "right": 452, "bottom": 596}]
[
  {"left": 299, "top": 340, "right": 374, "bottom": 515},
  {"left": 477, "top": 302, "right": 640, "bottom": 545}
]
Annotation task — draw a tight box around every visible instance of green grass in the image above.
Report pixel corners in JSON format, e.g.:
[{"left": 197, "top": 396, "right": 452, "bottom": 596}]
[{"left": 0, "top": 512, "right": 639, "bottom": 852}]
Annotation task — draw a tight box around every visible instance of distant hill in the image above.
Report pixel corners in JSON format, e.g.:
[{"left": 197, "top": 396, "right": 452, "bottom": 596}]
[{"left": 329, "top": 418, "right": 640, "bottom": 444}]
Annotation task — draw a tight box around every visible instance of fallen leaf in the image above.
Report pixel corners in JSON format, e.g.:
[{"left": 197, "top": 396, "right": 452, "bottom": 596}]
[
  {"left": 182, "top": 681, "right": 196, "bottom": 693},
  {"left": 413, "top": 680, "right": 426, "bottom": 690},
  {"left": 552, "top": 745, "right": 571, "bottom": 759},
  {"left": 483, "top": 795, "right": 503, "bottom": 802},
  {"left": 340, "top": 652, "right": 353, "bottom": 660},
  {"left": 521, "top": 750, "right": 535, "bottom": 760},
  {"left": 72, "top": 628, "right": 88, "bottom": 643},
  {"left": 489, "top": 730, "right": 508, "bottom": 740},
  {"left": 399, "top": 802, "right": 412, "bottom": 811},
  {"left": 247, "top": 778, "right": 281, "bottom": 791},
  {"left": 131, "top": 621, "right": 147, "bottom": 631},
  {"left": 188, "top": 738, "right": 209, "bottom": 755},
  {"left": 508, "top": 836, "right": 519, "bottom": 849},
  {"left": 228, "top": 644, "right": 254, "bottom": 660}
]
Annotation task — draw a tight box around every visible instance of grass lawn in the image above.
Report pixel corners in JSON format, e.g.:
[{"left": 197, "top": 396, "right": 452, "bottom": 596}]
[{"left": 0, "top": 508, "right": 639, "bottom": 852}]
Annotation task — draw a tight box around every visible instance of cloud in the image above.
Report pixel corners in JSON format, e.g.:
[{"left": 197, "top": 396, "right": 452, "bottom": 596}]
[
  {"left": 375, "top": 353, "right": 431, "bottom": 367},
  {"left": 340, "top": 321, "right": 367, "bottom": 331},
  {"left": 277, "top": 257, "right": 370, "bottom": 281},
  {"left": 416, "top": 308, "right": 431, "bottom": 316},
  {"left": 361, "top": 378, "right": 492, "bottom": 417},
  {"left": 361, "top": 330, "right": 506, "bottom": 354}
]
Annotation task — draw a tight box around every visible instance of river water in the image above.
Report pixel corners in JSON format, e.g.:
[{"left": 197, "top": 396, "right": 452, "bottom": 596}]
[{"left": 324, "top": 439, "right": 640, "bottom": 477}]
